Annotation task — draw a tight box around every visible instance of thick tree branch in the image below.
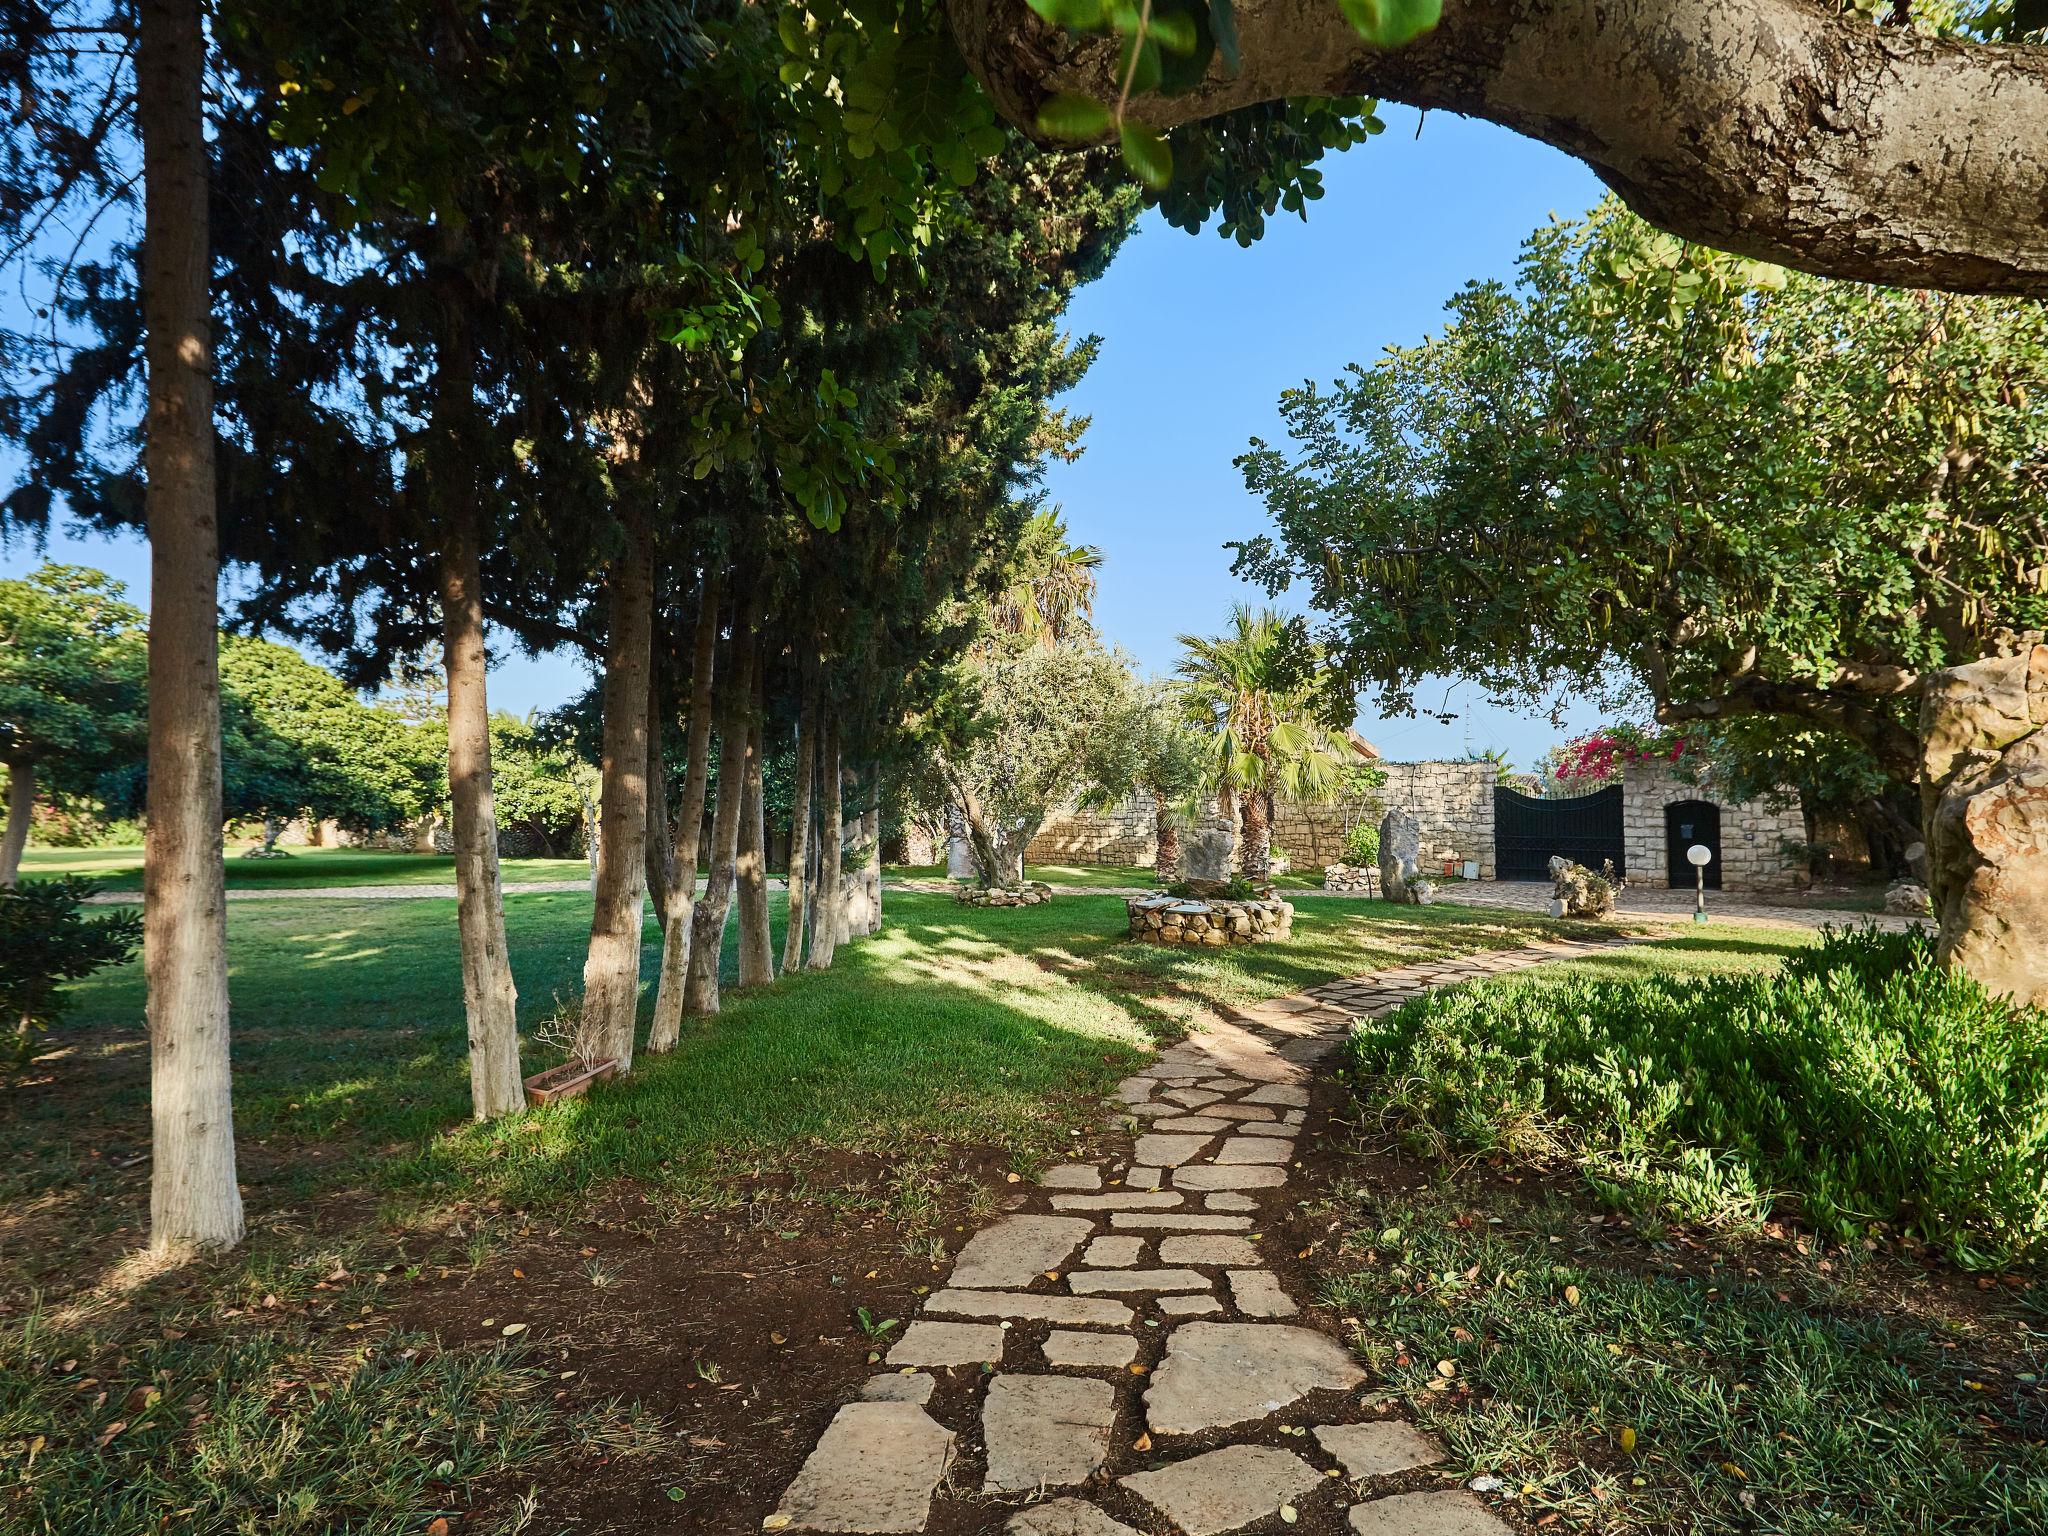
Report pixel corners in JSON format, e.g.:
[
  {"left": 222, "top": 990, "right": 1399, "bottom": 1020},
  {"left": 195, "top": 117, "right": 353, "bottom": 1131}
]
[{"left": 951, "top": 0, "right": 2048, "bottom": 295}]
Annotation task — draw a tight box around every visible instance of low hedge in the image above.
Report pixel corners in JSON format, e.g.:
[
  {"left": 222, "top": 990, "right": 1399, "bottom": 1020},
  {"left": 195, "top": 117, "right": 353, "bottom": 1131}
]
[{"left": 1347, "top": 927, "right": 2048, "bottom": 1268}]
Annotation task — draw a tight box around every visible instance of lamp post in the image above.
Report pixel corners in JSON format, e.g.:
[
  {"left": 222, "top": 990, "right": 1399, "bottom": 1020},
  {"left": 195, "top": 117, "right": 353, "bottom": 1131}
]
[{"left": 1687, "top": 843, "right": 1713, "bottom": 923}]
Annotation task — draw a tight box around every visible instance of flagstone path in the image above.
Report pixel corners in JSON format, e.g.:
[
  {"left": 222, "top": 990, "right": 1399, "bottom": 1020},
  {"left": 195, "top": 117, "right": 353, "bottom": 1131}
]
[{"left": 764, "top": 934, "right": 1642, "bottom": 1535}]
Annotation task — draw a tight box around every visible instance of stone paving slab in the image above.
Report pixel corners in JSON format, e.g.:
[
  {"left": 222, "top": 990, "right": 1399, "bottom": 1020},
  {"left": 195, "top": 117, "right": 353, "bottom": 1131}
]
[
  {"left": 1081, "top": 1235, "right": 1145, "bottom": 1267},
  {"left": 860, "top": 1372, "right": 936, "bottom": 1404},
  {"left": 1145, "top": 1322, "right": 1367, "bottom": 1435},
  {"left": 772, "top": 1401, "right": 955, "bottom": 1534},
  {"left": 1121, "top": 1444, "right": 1324, "bottom": 1536},
  {"left": 1173, "top": 1165, "right": 1287, "bottom": 1191},
  {"left": 885, "top": 1320, "right": 1005, "bottom": 1369},
  {"left": 1044, "top": 1330, "right": 1139, "bottom": 1368},
  {"left": 1347, "top": 1490, "right": 1517, "bottom": 1536},
  {"left": 1040, "top": 1165, "right": 1103, "bottom": 1190},
  {"left": 1157, "top": 1234, "right": 1263, "bottom": 1267},
  {"left": 1108, "top": 1212, "right": 1252, "bottom": 1232},
  {"left": 1157, "top": 1293, "right": 1224, "bottom": 1317},
  {"left": 949, "top": 1216, "right": 1094, "bottom": 1290},
  {"left": 924, "top": 1290, "right": 1133, "bottom": 1327},
  {"left": 1213, "top": 1137, "right": 1293, "bottom": 1165},
  {"left": 983, "top": 1374, "right": 1117, "bottom": 1492},
  {"left": 1226, "top": 1269, "right": 1298, "bottom": 1318},
  {"left": 1315, "top": 1421, "right": 1444, "bottom": 1480},
  {"left": 1051, "top": 1191, "right": 1183, "bottom": 1212},
  {"left": 1069, "top": 1267, "right": 1211, "bottom": 1295},
  {"left": 1007, "top": 1498, "right": 1144, "bottom": 1536},
  {"left": 1134, "top": 1133, "right": 1216, "bottom": 1166}
]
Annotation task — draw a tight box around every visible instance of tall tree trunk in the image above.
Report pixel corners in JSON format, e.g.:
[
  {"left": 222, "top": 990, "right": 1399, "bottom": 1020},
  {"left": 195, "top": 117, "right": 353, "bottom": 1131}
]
[
  {"left": 781, "top": 657, "right": 819, "bottom": 973},
  {"left": 138, "top": 0, "right": 242, "bottom": 1256},
  {"left": 1, "top": 759, "right": 34, "bottom": 886},
  {"left": 735, "top": 662, "right": 774, "bottom": 987},
  {"left": 441, "top": 506, "right": 524, "bottom": 1119},
  {"left": 644, "top": 661, "right": 677, "bottom": 934},
  {"left": 1152, "top": 788, "right": 1180, "bottom": 884},
  {"left": 647, "top": 574, "right": 720, "bottom": 1052},
  {"left": 1238, "top": 788, "right": 1272, "bottom": 879},
  {"left": 807, "top": 709, "right": 844, "bottom": 970},
  {"left": 577, "top": 520, "right": 654, "bottom": 1071},
  {"left": 1921, "top": 645, "right": 2048, "bottom": 1008},
  {"left": 684, "top": 613, "right": 757, "bottom": 1014}
]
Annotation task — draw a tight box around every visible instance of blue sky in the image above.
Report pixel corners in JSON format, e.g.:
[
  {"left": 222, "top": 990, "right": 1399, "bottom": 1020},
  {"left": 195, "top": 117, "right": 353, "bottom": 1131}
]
[{"left": 2, "top": 106, "right": 1609, "bottom": 769}]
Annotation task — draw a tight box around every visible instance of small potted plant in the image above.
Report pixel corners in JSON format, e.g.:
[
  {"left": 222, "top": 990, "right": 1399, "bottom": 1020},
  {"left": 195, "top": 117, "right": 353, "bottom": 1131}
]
[{"left": 522, "top": 1001, "right": 619, "bottom": 1107}]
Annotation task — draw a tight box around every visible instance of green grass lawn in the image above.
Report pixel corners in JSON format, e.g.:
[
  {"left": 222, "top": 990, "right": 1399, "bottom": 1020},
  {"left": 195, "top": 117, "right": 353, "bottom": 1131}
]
[
  {"left": 8, "top": 888, "right": 1597, "bottom": 1274},
  {"left": 1, "top": 884, "right": 1601, "bottom": 1533},
  {"left": 886, "top": 859, "right": 1332, "bottom": 890},
  {"left": 19, "top": 844, "right": 590, "bottom": 890}
]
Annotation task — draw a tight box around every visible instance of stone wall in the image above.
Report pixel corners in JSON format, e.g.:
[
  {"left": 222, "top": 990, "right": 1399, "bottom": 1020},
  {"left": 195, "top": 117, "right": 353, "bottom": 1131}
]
[
  {"left": 1621, "top": 761, "right": 1808, "bottom": 892},
  {"left": 1023, "top": 760, "right": 1498, "bottom": 879}
]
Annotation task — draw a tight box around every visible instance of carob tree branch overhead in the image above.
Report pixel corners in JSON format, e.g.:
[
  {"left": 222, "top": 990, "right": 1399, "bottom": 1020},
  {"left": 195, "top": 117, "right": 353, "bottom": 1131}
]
[{"left": 948, "top": 0, "right": 2048, "bottom": 295}]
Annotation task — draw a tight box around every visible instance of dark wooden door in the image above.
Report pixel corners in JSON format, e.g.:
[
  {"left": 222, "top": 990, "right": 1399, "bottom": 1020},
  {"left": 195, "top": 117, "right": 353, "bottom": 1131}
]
[
  {"left": 1665, "top": 800, "right": 1722, "bottom": 889},
  {"left": 1494, "top": 785, "right": 1625, "bottom": 880}
]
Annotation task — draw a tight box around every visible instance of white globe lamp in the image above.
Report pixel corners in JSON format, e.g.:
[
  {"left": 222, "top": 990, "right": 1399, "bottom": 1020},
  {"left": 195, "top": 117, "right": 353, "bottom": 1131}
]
[{"left": 1687, "top": 843, "right": 1713, "bottom": 923}]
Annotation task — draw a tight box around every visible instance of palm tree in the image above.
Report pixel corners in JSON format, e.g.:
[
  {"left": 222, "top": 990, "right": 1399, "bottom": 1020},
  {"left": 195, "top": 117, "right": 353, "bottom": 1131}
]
[
  {"left": 990, "top": 509, "right": 1103, "bottom": 649},
  {"left": 1174, "top": 605, "right": 1359, "bottom": 878}
]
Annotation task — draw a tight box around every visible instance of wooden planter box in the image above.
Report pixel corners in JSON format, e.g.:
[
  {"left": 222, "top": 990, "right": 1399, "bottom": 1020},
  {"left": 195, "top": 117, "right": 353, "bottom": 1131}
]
[{"left": 523, "top": 1057, "right": 618, "bottom": 1107}]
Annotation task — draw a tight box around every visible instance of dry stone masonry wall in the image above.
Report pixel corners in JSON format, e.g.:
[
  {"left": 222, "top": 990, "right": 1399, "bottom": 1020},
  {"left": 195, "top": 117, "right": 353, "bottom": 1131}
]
[{"left": 1027, "top": 761, "right": 1498, "bottom": 877}]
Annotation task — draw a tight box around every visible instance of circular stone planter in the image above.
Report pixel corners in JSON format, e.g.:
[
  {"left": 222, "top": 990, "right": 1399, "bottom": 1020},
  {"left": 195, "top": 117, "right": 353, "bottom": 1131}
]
[
  {"left": 955, "top": 881, "right": 1054, "bottom": 908},
  {"left": 1124, "top": 892, "right": 1295, "bottom": 946}
]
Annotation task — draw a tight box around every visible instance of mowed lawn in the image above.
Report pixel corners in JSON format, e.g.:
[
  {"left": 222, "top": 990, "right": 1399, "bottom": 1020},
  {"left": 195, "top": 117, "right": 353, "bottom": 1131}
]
[
  {"left": 4, "top": 887, "right": 1606, "bottom": 1280},
  {"left": 18, "top": 844, "right": 590, "bottom": 890}
]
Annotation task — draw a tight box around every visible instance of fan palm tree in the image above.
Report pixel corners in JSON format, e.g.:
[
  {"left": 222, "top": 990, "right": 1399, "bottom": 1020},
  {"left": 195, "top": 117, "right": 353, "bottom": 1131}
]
[
  {"left": 990, "top": 509, "right": 1103, "bottom": 649},
  {"left": 1174, "top": 605, "right": 1359, "bottom": 878}
]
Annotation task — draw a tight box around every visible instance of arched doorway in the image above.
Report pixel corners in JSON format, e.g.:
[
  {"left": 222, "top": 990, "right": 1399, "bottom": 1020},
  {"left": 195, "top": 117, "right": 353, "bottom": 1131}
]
[{"left": 1665, "top": 800, "right": 1722, "bottom": 889}]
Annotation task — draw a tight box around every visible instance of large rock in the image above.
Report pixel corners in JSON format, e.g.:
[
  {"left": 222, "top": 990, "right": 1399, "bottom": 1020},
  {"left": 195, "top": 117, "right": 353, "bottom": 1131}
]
[
  {"left": 772, "top": 1401, "right": 955, "bottom": 1534},
  {"left": 1143, "top": 1321, "right": 1367, "bottom": 1434},
  {"left": 1180, "top": 815, "right": 1237, "bottom": 895},
  {"left": 1922, "top": 646, "right": 2048, "bottom": 1007},
  {"left": 1546, "top": 855, "right": 1620, "bottom": 918},
  {"left": 1885, "top": 879, "right": 1932, "bottom": 916},
  {"left": 1378, "top": 807, "right": 1422, "bottom": 903}
]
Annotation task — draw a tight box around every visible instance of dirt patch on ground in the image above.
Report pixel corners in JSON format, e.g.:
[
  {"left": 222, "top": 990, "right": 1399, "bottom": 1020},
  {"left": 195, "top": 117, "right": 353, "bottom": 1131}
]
[{"left": 385, "top": 1147, "right": 1029, "bottom": 1534}]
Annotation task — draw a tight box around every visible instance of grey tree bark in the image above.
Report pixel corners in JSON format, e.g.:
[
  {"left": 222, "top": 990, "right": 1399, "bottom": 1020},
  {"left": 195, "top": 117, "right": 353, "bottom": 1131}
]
[
  {"left": 949, "top": 0, "right": 2048, "bottom": 296},
  {"left": 781, "top": 657, "right": 820, "bottom": 973},
  {"left": 577, "top": 520, "right": 654, "bottom": 1071},
  {"left": 647, "top": 574, "right": 721, "bottom": 1053},
  {"left": 440, "top": 506, "right": 525, "bottom": 1120},
  {"left": 806, "top": 710, "right": 845, "bottom": 970},
  {"left": 1, "top": 759, "right": 33, "bottom": 886},
  {"left": 1921, "top": 645, "right": 2048, "bottom": 1009},
  {"left": 684, "top": 618, "right": 757, "bottom": 1014},
  {"left": 138, "top": 0, "right": 243, "bottom": 1256},
  {"left": 735, "top": 669, "right": 775, "bottom": 987}
]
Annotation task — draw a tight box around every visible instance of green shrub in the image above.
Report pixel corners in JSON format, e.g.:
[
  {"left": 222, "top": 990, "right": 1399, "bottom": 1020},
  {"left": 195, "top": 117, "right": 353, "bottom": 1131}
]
[
  {"left": 0, "top": 876, "right": 142, "bottom": 1066},
  {"left": 1347, "top": 928, "right": 2048, "bottom": 1267},
  {"left": 1341, "top": 821, "right": 1380, "bottom": 867}
]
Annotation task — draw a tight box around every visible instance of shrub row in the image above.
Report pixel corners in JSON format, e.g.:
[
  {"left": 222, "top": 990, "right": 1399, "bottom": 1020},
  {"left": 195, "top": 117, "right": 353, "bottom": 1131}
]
[{"left": 1347, "top": 927, "right": 2048, "bottom": 1267}]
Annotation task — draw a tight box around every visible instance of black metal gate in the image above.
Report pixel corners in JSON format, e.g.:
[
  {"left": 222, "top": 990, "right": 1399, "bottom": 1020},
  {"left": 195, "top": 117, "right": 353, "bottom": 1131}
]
[
  {"left": 1493, "top": 784, "right": 1625, "bottom": 881},
  {"left": 1665, "top": 800, "right": 1722, "bottom": 889}
]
